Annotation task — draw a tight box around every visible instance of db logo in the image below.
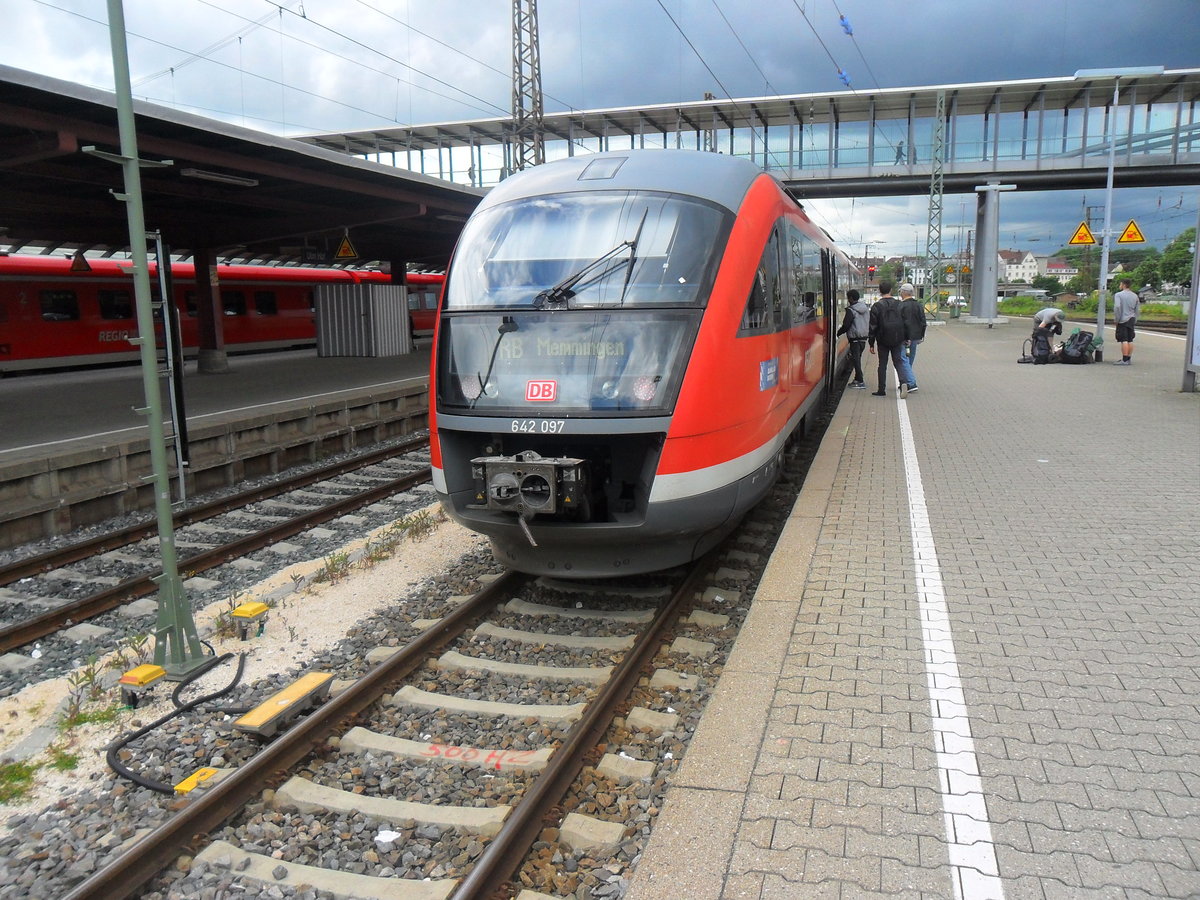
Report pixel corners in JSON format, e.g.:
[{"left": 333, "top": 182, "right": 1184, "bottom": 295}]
[{"left": 525, "top": 380, "right": 557, "bottom": 401}]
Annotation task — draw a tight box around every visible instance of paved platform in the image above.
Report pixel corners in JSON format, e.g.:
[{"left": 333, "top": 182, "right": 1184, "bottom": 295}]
[
  {"left": 630, "top": 319, "right": 1199, "bottom": 899},
  {"left": 0, "top": 346, "right": 431, "bottom": 462}
]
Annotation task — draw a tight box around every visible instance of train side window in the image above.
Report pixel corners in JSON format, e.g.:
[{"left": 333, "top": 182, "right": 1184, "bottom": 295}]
[
  {"left": 184, "top": 291, "right": 199, "bottom": 317},
  {"left": 98, "top": 290, "right": 134, "bottom": 320},
  {"left": 40, "top": 290, "right": 80, "bottom": 321},
  {"left": 738, "top": 231, "right": 780, "bottom": 336},
  {"left": 222, "top": 290, "right": 246, "bottom": 316},
  {"left": 253, "top": 291, "right": 278, "bottom": 315},
  {"left": 787, "top": 224, "right": 821, "bottom": 325}
]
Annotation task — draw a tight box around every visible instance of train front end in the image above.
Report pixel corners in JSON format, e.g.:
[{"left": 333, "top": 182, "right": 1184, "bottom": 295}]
[{"left": 431, "top": 151, "right": 757, "bottom": 577}]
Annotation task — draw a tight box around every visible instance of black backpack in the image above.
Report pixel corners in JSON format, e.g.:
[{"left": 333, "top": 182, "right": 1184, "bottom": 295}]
[
  {"left": 877, "top": 298, "right": 904, "bottom": 346},
  {"left": 1030, "top": 329, "right": 1052, "bottom": 365},
  {"left": 1060, "top": 329, "right": 1095, "bottom": 364}
]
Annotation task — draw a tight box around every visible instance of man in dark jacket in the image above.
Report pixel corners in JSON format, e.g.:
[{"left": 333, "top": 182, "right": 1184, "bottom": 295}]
[
  {"left": 867, "top": 281, "right": 908, "bottom": 398},
  {"left": 897, "top": 283, "right": 926, "bottom": 393},
  {"left": 836, "top": 289, "right": 870, "bottom": 388}
]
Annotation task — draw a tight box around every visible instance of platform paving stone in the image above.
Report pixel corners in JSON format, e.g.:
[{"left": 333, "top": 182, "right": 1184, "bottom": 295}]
[{"left": 627, "top": 320, "right": 1200, "bottom": 899}]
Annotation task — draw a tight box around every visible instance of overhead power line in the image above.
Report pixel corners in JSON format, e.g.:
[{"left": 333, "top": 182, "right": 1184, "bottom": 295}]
[
  {"left": 653, "top": 0, "right": 790, "bottom": 171},
  {"left": 29, "top": 0, "right": 508, "bottom": 126}
]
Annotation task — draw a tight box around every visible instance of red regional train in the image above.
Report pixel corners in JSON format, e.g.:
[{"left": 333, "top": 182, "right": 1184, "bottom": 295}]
[
  {"left": 0, "top": 255, "right": 443, "bottom": 374},
  {"left": 430, "top": 149, "right": 860, "bottom": 577}
]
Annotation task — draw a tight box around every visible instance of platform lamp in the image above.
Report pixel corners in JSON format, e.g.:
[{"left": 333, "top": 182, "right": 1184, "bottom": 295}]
[{"left": 1073, "top": 66, "right": 1164, "bottom": 361}]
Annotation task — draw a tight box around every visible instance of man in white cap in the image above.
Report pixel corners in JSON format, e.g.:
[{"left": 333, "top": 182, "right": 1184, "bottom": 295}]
[{"left": 897, "top": 283, "right": 926, "bottom": 393}]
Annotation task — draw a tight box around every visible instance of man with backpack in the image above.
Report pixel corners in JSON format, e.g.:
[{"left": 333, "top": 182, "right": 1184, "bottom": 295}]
[
  {"left": 836, "top": 288, "right": 870, "bottom": 389},
  {"left": 867, "top": 281, "right": 909, "bottom": 398},
  {"left": 898, "top": 283, "right": 926, "bottom": 393}
]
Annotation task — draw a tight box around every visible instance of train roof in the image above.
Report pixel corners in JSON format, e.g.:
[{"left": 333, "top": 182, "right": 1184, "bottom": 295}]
[
  {"left": 478, "top": 150, "right": 768, "bottom": 214},
  {"left": 0, "top": 255, "right": 442, "bottom": 284}
]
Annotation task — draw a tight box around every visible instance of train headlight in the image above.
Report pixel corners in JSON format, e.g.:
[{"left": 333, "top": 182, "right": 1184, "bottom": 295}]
[
  {"left": 461, "top": 374, "right": 483, "bottom": 401},
  {"left": 600, "top": 379, "right": 620, "bottom": 400},
  {"left": 633, "top": 375, "right": 658, "bottom": 402}
]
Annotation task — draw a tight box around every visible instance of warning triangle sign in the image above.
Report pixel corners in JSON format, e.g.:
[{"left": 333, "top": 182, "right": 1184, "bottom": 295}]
[
  {"left": 334, "top": 234, "right": 358, "bottom": 259},
  {"left": 1068, "top": 222, "right": 1096, "bottom": 245},
  {"left": 1117, "top": 220, "right": 1146, "bottom": 243}
]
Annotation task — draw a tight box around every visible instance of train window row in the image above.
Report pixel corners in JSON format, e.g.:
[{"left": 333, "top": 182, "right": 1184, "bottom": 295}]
[
  {"left": 38, "top": 288, "right": 298, "bottom": 322},
  {"left": 738, "top": 222, "right": 825, "bottom": 336}
]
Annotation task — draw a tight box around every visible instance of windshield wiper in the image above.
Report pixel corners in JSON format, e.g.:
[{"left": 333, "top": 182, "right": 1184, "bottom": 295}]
[
  {"left": 534, "top": 239, "right": 636, "bottom": 308},
  {"left": 618, "top": 209, "right": 648, "bottom": 306},
  {"left": 469, "top": 316, "right": 519, "bottom": 409}
]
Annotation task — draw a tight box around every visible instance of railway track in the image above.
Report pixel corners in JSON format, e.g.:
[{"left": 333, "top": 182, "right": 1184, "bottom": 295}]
[
  {"left": 65, "top": 557, "right": 724, "bottom": 900},
  {"left": 48, "top": 393, "right": 836, "bottom": 900},
  {"left": 0, "top": 435, "right": 433, "bottom": 657},
  {"left": 0, "top": 372, "right": 842, "bottom": 899}
]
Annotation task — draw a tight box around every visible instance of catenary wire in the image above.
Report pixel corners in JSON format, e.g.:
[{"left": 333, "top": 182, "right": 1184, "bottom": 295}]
[{"left": 653, "top": 0, "right": 790, "bottom": 171}]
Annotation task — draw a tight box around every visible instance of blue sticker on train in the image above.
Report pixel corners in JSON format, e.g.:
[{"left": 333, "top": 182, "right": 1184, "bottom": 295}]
[{"left": 759, "top": 358, "right": 778, "bottom": 391}]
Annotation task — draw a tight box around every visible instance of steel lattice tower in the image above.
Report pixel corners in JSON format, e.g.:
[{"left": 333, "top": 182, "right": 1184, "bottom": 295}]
[
  {"left": 511, "top": 0, "right": 545, "bottom": 172},
  {"left": 924, "top": 91, "right": 947, "bottom": 305}
]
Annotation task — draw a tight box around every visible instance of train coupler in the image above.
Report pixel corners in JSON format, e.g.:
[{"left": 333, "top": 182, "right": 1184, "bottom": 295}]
[{"left": 469, "top": 450, "right": 589, "bottom": 520}]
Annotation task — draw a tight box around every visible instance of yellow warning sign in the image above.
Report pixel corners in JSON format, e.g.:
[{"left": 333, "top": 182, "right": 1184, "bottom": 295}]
[
  {"left": 1117, "top": 220, "right": 1146, "bottom": 243},
  {"left": 1068, "top": 222, "right": 1096, "bottom": 245},
  {"left": 334, "top": 235, "right": 358, "bottom": 259}
]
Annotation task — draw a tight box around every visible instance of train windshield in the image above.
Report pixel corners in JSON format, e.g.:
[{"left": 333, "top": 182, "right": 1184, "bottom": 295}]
[
  {"left": 437, "top": 310, "right": 699, "bottom": 415},
  {"left": 445, "top": 191, "right": 728, "bottom": 309}
]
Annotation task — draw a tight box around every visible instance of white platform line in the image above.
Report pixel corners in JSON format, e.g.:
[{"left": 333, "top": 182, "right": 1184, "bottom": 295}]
[{"left": 897, "top": 399, "right": 1005, "bottom": 900}]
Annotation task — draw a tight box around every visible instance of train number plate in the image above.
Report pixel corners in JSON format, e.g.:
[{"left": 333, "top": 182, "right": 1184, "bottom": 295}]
[{"left": 510, "top": 419, "right": 567, "bottom": 434}]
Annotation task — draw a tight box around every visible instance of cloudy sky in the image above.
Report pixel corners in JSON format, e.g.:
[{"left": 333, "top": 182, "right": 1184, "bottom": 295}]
[{"left": 4, "top": 0, "right": 1198, "bottom": 255}]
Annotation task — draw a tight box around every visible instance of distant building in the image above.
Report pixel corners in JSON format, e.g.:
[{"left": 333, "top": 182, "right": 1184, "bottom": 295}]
[
  {"left": 1042, "top": 256, "right": 1079, "bottom": 285},
  {"left": 999, "top": 249, "right": 1038, "bottom": 283}
]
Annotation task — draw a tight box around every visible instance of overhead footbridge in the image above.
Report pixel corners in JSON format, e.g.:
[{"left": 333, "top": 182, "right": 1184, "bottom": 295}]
[{"left": 301, "top": 69, "right": 1200, "bottom": 198}]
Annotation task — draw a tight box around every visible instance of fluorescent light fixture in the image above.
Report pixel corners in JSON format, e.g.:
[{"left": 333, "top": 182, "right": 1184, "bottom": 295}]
[{"left": 180, "top": 167, "right": 259, "bottom": 187}]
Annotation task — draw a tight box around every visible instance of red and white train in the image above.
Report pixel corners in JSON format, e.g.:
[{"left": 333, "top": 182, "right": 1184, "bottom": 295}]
[
  {"left": 430, "top": 149, "right": 860, "bottom": 577},
  {"left": 0, "top": 255, "right": 443, "bottom": 373}
]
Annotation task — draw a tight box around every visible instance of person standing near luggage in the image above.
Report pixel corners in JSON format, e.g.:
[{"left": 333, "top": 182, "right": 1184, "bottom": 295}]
[
  {"left": 1032, "top": 307, "right": 1065, "bottom": 335},
  {"left": 867, "top": 281, "right": 909, "bottom": 398},
  {"left": 1112, "top": 278, "right": 1140, "bottom": 366},
  {"left": 897, "top": 283, "right": 926, "bottom": 393},
  {"left": 836, "top": 288, "right": 870, "bottom": 389}
]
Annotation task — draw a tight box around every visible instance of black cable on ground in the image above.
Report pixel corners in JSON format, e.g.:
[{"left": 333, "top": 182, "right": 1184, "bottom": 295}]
[{"left": 106, "top": 653, "right": 247, "bottom": 795}]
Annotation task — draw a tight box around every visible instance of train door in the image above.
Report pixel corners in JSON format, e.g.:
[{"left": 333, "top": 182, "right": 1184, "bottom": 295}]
[
  {"left": 784, "top": 222, "right": 820, "bottom": 389},
  {"left": 821, "top": 249, "right": 837, "bottom": 398}
]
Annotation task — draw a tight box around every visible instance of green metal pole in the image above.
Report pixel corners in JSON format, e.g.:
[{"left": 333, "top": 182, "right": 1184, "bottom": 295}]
[{"left": 104, "top": 0, "right": 207, "bottom": 678}]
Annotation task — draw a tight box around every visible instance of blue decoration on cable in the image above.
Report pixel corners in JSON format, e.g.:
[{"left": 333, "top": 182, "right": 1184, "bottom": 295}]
[
  {"left": 839, "top": 15, "right": 853, "bottom": 35},
  {"left": 838, "top": 68, "right": 851, "bottom": 87}
]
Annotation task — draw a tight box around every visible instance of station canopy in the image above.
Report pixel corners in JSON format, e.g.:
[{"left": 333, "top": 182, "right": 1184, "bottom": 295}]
[{"left": 0, "top": 65, "right": 482, "bottom": 268}]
